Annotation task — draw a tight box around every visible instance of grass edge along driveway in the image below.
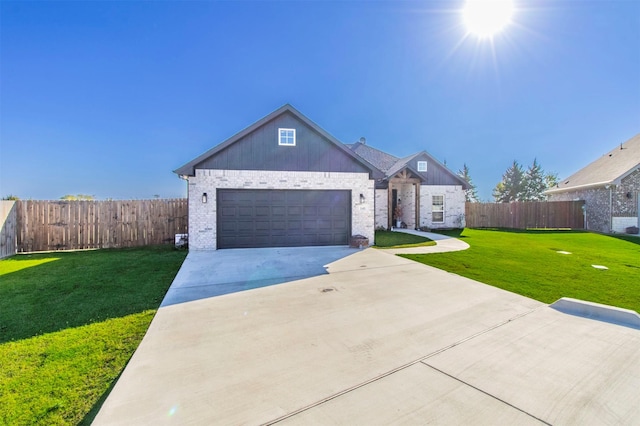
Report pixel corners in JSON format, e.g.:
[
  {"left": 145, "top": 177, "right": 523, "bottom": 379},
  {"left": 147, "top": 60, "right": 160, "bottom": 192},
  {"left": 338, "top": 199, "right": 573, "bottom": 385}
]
[
  {"left": 0, "top": 246, "right": 187, "bottom": 425},
  {"left": 401, "top": 229, "right": 640, "bottom": 313}
]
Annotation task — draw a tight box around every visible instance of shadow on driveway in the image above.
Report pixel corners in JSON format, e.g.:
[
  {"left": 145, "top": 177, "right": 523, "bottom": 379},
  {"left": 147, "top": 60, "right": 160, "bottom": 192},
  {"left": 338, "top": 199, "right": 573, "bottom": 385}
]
[{"left": 161, "top": 246, "right": 359, "bottom": 307}]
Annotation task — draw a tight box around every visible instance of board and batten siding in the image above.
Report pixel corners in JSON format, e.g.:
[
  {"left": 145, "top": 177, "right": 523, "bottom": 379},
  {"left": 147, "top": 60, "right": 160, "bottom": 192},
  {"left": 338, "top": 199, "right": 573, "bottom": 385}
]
[
  {"left": 195, "top": 111, "right": 371, "bottom": 175},
  {"left": 409, "top": 155, "right": 468, "bottom": 187}
]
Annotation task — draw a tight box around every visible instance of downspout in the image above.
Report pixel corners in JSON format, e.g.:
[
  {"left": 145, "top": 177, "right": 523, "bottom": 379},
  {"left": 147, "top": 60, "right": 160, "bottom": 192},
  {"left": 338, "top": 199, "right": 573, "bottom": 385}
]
[{"left": 607, "top": 185, "right": 613, "bottom": 233}]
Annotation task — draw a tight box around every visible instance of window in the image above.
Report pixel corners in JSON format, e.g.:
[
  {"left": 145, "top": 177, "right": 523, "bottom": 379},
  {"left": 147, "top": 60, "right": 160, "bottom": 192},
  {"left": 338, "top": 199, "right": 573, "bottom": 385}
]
[
  {"left": 432, "top": 195, "right": 444, "bottom": 223},
  {"left": 278, "top": 128, "right": 296, "bottom": 146},
  {"left": 417, "top": 161, "right": 427, "bottom": 172}
]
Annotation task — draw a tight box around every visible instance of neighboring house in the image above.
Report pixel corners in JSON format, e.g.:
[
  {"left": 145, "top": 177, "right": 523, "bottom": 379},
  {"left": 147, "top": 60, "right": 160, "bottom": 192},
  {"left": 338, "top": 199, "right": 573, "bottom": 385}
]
[
  {"left": 545, "top": 133, "right": 640, "bottom": 233},
  {"left": 175, "top": 105, "right": 468, "bottom": 250}
]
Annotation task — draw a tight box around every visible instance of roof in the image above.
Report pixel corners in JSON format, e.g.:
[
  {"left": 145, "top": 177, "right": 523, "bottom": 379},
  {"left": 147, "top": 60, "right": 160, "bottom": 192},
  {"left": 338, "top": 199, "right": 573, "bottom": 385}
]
[
  {"left": 346, "top": 142, "right": 400, "bottom": 172},
  {"left": 386, "top": 152, "right": 424, "bottom": 178},
  {"left": 348, "top": 143, "right": 469, "bottom": 188},
  {"left": 174, "top": 104, "right": 382, "bottom": 178},
  {"left": 546, "top": 133, "right": 640, "bottom": 194}
]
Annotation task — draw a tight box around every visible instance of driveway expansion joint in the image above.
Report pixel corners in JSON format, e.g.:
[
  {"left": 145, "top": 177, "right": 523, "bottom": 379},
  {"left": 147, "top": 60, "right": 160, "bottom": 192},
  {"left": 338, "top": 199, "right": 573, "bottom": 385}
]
[
  {"left": 262, "top": 306, "right": 544, "bottom": 426},
  {"left": 421, "top": 363, "right": 552, "bottom": 425}
]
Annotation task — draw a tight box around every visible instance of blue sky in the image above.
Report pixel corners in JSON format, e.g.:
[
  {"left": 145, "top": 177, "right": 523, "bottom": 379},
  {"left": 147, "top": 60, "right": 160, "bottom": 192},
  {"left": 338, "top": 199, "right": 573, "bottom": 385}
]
[{"left": 1, "top": 0, "right": 638, "bottom": 201}]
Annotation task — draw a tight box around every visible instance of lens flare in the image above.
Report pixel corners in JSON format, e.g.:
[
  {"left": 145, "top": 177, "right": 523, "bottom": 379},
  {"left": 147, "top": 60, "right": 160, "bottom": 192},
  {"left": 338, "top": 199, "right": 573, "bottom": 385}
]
[{"left": 463, "top": 0, "right": 515, "bottom": 38}]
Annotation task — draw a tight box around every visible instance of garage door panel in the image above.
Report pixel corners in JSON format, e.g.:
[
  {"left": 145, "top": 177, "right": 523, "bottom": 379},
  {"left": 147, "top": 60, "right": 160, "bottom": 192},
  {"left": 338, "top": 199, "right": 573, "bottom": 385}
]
[
  {"left": 255, "top": 206, "right": 270, "bottom": 216},
  {"left": 333, "top": 220, "right": 348, "bottom": 230},
  {"left": 271, "top": 220, "right": 286, "bottom": 231},
  {"left": 272, "top": 206, "right": 286, "bottom": 216},
  {"left": 287, "top": 206, "right": 302, "bottom": 216},
  {"left": 255, "top": 220, "right": 270, "bottom": 231},
  {"left": 217, "top": 189, "right": 351, "bottom": 249},
  {"left": 220, "top": 206, "right": 237, "bottom": 217},
  {"left": 318, "top": 220, "right": 332, "bottom": 229},
  {"left": 238, "top": 207, "right": 253, "bottom": 217},
  {"left": 287, "top": 220, "right": 302, "bottom": 231},
  {"left": 318, "top": 206, "right": 331, "bottom": 216}
]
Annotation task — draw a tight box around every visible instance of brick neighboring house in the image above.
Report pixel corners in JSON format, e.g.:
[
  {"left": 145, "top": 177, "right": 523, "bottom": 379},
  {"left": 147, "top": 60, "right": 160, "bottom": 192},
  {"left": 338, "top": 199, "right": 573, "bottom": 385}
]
[
  {"left": 175, "top": 104, "right": 468, "bottom": 250},
  {"left": 545, "top": 133, "right": 640, "bottom": 234}
]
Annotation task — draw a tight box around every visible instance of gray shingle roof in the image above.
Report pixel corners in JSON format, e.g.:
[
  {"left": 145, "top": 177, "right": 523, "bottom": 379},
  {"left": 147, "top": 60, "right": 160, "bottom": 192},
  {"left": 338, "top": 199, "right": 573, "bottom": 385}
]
[
  {"left": 386, "top": 152, "right": 423, "bottom": 177},
  {"left": 546, "top": 133, "right": 640, "bottom": 194},
  {"left": 346, "top": 142, "right": 400, "bottom": 172}
]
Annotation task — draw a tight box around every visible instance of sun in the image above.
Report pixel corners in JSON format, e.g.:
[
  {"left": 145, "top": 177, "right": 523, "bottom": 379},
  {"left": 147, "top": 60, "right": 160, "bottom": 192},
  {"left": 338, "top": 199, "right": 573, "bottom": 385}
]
[{"left": 463, "top": 0, "right": 515, "bottom": 38}]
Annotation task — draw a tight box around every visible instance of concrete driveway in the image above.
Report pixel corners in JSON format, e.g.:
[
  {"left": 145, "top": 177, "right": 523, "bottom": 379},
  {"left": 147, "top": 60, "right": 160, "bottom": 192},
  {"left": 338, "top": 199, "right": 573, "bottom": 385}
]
[
  {"left": 161, "top": 245, "right": 359, "bottom": 306},
  {"left": 95, "top": 245, "right": 640, "bottom": 425}
]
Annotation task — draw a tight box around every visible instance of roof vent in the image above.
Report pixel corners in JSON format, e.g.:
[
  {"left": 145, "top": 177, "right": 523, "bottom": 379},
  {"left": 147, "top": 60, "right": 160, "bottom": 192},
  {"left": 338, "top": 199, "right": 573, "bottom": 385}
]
[{"left": 359, "top": 137, "right": 366, "bottom": 144}]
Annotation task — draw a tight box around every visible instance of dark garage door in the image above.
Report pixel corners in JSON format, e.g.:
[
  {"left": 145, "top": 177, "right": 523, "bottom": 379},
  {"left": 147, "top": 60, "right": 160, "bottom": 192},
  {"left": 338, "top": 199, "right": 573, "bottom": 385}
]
[{"left": 217, "top": 189, "right": 351, "bottom": 249}]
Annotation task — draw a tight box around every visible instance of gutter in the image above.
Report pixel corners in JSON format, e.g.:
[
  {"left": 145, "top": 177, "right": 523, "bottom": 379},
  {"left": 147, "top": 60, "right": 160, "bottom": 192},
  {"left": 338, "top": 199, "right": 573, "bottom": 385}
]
[{"left": 544, "top": 180, "right": 613, "bottom": 195}]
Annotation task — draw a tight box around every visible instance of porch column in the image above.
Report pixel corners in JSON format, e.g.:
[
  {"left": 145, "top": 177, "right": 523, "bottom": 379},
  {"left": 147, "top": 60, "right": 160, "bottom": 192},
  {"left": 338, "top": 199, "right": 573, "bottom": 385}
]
[
  {"left": 388, "top": 184, "right": 393, "bottom": 229},
  {"left": 415, "top": 183, "right": 420, "bottom": 230}
]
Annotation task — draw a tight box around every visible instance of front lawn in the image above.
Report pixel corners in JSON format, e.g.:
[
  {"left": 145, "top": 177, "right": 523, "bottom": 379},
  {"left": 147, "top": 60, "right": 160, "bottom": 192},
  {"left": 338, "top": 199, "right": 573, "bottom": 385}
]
[
  {"left": 0, "top": 246, "right": 186, "bottom": 425},
  {"left": 374, "top": 230, "right": 436, "bottom": 248},
  {"left": 402, "top": 229, "right": 640, "bottom": 312}
]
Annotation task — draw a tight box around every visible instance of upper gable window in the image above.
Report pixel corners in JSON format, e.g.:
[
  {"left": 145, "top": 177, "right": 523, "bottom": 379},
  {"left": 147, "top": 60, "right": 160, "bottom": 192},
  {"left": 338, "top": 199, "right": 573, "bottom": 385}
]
[
  {"left": 278, "top": 128, "right": 296, "bottom": 146},
  {"left": 417, "top": 161, "right": 427, "bottom": 172}
]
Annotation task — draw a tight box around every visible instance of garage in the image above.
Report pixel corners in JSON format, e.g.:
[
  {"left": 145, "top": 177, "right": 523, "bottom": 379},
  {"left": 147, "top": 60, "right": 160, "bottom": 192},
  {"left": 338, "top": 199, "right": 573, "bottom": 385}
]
[{"left": 217, "top": 189, "right": 351, "bottom": 249}]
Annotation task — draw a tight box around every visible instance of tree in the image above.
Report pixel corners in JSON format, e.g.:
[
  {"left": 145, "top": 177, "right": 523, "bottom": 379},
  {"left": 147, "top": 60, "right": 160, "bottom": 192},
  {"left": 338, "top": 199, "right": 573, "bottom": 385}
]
[
  {"left": 60, "top": 194, "right": 94, "bottom": 200},
  {"left": 2, "top": 195, "right": 19, "bottom": 200},
  {"left": 457, "top": 163, "right": 480, "bottom": 202},
  {"left": 545, "top": 172, "right": 559, "bottom": 190},
  {"left": 523, "top": 158, "right": 546, "bottom": 201},
  {"left": 493, "top": 160, "right": 524, "bottom": 202}
]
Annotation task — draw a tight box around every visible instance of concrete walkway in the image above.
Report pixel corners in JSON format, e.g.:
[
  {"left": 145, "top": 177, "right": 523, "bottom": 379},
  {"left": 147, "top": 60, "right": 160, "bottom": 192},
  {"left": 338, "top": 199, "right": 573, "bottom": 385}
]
[
  {"left": 380, "top": 229, "right": 470, "bottom": 254},
  {"left": 94, "top": 247, "right": 639, "bottom": 425}
]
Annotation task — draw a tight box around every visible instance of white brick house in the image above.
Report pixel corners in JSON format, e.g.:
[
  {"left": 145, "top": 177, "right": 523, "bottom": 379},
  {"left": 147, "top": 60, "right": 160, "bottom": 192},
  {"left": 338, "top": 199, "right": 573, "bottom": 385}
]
[
  {"left": 545, "top": 133, "right": 640, "bottom": 234},
  {"left": 175, "top": 105, "right": 469, "bottom": 250}
]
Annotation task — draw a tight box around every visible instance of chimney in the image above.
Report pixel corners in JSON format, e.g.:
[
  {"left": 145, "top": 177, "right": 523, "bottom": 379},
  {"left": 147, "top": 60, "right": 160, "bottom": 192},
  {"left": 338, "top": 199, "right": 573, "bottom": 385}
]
[{"left": 359, "top": 137, "right": 366, "bottom": 145}]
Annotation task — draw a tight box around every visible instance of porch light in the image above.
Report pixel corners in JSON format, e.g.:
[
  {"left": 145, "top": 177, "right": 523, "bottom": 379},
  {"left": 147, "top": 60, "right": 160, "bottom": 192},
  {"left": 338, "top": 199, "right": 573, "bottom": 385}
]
[
  {"left": 359, "top": 193, "right": 365, "bottom": 204},
  {"left": 202, "top": 192, "right": 208, "bottom": 203}
]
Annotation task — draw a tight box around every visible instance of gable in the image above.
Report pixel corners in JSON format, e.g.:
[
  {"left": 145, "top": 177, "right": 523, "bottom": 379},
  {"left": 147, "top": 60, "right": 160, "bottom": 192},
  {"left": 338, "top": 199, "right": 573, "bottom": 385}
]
[
  {"left": 196, "top": 111, "right": 371, "bottom": 173},
  {"left": 348, "top": 144, "right": 468, "bottom": 189},
  {"left": 175, "top": 105, "right": 379, "bottom": 177},
  {"left": 390, "top": 153, "right": 469, "bottom": 188},
  {"left": 415, "top": 153, "right": 468, "bottom": 187}
]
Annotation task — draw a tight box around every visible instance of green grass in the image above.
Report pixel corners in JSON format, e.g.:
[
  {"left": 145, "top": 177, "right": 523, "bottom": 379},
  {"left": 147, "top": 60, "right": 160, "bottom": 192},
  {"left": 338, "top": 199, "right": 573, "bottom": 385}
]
[
  {"left": 0, "top": 246, "right": 187, "bottom": 425},
  {"left": 402, "top": 229, "right": 640, "bottom": 312},
  {"left": 374, "top": 230, "right": 436, "bottom": 249}
]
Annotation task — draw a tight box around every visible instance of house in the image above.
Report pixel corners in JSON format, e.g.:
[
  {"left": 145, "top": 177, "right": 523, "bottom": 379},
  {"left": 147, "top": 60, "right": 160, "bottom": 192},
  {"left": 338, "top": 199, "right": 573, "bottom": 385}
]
[
  {"left": 545, "top": 133, "right": 640, "bottom": 233},
  {"left": 174, "top": 105, "right": 468, "bottom": 250}
]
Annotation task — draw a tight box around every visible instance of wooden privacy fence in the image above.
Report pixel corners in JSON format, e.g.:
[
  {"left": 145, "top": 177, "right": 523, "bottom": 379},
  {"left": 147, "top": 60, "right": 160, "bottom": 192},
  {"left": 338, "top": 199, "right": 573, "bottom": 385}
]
[
  {"left": 1, "top": 201, "right": 18, "bottom": 259},
  {"left": 465, "top": 201, "right": 585, "bottom": 229},
  {"left": 15, "top": 199, "right": 188, "bottom": 253}
]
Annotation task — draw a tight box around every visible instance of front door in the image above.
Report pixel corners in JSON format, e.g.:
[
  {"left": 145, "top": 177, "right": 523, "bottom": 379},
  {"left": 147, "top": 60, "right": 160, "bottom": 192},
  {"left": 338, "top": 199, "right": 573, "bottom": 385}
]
[{"left": 392, "top": 189, "right": 398, "bottom": 225}]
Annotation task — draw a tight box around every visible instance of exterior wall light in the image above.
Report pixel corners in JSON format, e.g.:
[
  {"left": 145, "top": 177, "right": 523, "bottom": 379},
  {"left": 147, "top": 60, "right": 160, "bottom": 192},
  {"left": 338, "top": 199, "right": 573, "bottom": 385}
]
[
  {"left": 359, "top": 193, "right": 365, "bottom": 204},
  {"left": 202, "top": 192, "right": 208, "bottom": 203}
]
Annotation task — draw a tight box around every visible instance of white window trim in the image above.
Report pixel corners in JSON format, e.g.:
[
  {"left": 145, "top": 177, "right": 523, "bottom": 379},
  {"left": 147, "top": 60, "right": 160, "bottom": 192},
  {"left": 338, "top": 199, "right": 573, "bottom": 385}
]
[
  {"left": 432, "top": 194, "right": 444, "bottom": 223},
  {"left": 417, "top": 161, "right": 427, "bottom": 172},
  {"left": 278, "top": 128, "right": 296, "bottom": 146}
]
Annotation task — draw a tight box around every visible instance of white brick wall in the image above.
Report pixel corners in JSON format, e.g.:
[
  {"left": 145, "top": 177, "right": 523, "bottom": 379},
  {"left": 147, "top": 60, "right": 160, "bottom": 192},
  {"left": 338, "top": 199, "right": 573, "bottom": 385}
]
[
  {"left": 375, "top": 189, "right": 388, "bottom": 229},
  {"left": 188, "top": 169, "right": 375, "bottom": 250},
  {"left": 612, "top": 217, "right": 639, "bottom": 233},
  {"left": 419, "top": 185, "right": 466, "bottom": 229},
  {"left": 375, "top": 185, "right": 466, "bottom": 230}
]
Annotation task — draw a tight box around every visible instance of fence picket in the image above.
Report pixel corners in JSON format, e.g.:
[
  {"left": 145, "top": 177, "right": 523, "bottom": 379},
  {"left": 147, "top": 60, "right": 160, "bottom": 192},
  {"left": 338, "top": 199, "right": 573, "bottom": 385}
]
[
  {"left": 13, "top": 199, "right": 188, "bottom": 252},
  {"left": 465, "top": 201, "right": 585, "bottom": 229}
]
